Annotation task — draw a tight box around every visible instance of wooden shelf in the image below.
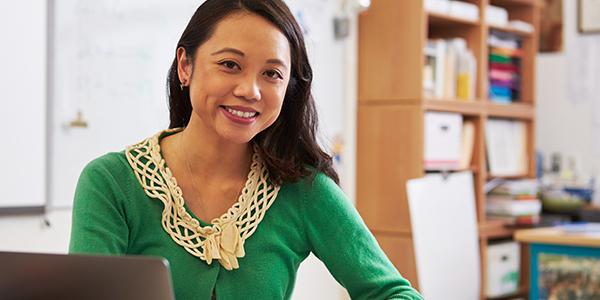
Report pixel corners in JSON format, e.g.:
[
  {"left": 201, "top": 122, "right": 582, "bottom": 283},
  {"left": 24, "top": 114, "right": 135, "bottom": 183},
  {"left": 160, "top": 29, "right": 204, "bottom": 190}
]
[
  {"left": 479, "top": 220, "right": 516, "bottom": 239},
  {"left": 488, "top": 24, "right": 534, "bottom": 37},
  {"left": 358, "top": 2, "right": 540, "bottom": 298},
  {"left": 424, "top": 99, "right": 484, "bottom": 115},
  {"left": 428, "top": 12, "right": 480, "bottom": 27},
  {"left": 486, "top": 102, "right": 535, "bottom": 120},
  {"left": 490, "top": 0, "right": 540, "bottom": 7},
  {"left": 487, "top": 174, "right": 533, "bottom": 181}
]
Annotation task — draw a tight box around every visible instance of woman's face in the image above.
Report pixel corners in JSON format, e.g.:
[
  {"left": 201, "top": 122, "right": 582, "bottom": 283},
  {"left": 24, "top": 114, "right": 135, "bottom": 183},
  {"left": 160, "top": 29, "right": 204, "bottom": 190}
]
[{"left": 177, "top": 12, "right": 291, "bottom": 144}]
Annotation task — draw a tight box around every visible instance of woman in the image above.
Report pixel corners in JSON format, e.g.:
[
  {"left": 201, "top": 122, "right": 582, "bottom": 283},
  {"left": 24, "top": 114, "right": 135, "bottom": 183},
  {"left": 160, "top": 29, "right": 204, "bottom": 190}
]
[{"left": 70, "top": 0, "right": 422, "bottom": 299}]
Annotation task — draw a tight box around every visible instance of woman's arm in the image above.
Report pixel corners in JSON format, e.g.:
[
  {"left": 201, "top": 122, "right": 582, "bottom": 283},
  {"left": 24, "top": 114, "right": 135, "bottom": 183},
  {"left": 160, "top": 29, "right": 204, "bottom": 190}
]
[
  {"left": 69, "top": 153, "right": 129, "bottom": 254},
  {"left": 303, "top": 173, "right": 423, "bottom": 300}
]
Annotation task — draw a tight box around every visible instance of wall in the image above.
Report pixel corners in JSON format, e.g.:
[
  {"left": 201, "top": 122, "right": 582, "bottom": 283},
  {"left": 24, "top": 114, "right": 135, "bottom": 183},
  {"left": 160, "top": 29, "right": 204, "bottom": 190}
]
[{"left": 536, "top": 0, "right": 600, "bottom": 204}]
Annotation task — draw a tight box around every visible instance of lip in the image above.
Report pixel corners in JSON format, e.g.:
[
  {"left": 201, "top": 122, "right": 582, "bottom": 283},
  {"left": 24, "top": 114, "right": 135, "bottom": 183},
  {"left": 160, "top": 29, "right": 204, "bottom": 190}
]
[{"left": 220, "top": 106, "right": 258, "bottom": 125}]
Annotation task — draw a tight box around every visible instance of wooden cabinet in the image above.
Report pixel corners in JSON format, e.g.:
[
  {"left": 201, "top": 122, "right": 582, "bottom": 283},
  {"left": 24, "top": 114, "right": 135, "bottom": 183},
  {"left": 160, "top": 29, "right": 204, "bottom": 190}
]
[{"left": 357, "top": 1, "right": 541, "bottom": 298}]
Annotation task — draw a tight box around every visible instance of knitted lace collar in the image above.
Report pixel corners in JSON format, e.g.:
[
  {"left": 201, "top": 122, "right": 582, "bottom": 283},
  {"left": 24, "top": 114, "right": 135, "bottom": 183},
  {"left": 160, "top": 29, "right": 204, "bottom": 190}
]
[{"left": 125, "top": 128, "right": 280, "bottom": 270}]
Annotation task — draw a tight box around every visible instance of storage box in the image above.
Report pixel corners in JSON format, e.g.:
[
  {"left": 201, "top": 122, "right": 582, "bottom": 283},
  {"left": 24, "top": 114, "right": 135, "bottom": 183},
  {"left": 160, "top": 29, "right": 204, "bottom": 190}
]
[
  {"left": 424, "top": 112, "right": 462, "bottom": 170},
  {"left": 486, "top": 241, "right": 520, "bottom": 298},
  {"left": 449, "top": 1, "right": 479, "bottom": 22},
  {"left": 424, "top": 0, "right": 450, "bottom": 15},
  {"left": 486, "top": 5, "right": 509, "bottom": 27}
]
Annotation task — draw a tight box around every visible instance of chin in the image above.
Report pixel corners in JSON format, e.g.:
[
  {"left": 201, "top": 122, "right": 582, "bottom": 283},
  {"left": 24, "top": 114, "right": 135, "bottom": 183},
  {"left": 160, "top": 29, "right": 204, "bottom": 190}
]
[{"left": 220, "top": 132, "right": 256, "bottom": 145}]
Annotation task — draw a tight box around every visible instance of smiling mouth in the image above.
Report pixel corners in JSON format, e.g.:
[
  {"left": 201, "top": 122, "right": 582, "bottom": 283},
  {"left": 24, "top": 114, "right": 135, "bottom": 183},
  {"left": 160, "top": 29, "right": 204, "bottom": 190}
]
[{"left": 221, "top": 106, "right": 259, "bottom": 119}]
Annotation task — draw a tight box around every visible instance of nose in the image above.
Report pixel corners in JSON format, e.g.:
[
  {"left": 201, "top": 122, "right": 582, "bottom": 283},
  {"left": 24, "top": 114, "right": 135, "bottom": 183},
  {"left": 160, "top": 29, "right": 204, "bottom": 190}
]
[{"left": 233, "top": 74, "right": 261, "bottom": 102}]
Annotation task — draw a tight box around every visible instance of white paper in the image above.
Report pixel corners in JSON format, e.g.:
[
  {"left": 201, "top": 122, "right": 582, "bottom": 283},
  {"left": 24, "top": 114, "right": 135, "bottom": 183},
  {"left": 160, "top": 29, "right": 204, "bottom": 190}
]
[
  {"left": 486, "top": 119, "right": 528, "bottom": 176},
  {"left": 407, "top": 172, "right": 480, "bottom": 300}
]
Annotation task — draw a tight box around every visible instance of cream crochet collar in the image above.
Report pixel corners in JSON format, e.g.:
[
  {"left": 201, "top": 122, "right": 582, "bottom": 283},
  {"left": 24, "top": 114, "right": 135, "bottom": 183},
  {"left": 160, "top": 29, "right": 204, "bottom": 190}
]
[{"left": 125, "top": 128, "right": 280, "bottom": 270}]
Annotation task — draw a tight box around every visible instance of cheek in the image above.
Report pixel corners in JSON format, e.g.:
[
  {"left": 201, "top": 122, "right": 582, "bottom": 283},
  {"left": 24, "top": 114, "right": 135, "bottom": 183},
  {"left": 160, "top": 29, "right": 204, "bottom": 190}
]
[
  {"left": 190, "top": 76, "right": 231, "bottom": 106},
  {"left": 266, "top": 88, "right": 286, "bottom": 115}
]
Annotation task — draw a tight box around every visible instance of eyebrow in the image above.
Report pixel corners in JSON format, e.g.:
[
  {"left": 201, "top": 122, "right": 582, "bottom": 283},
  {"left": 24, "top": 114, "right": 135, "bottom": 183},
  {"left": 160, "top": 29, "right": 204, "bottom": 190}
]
[
  {"left": 211, "top": 47, "right": 288, "bottom": 69},
  {"left": 211, "top": 47, "right": 244, "bottom": 57},
  {"left": 266, "top": 58, "right": 288, "bottom": 69}
]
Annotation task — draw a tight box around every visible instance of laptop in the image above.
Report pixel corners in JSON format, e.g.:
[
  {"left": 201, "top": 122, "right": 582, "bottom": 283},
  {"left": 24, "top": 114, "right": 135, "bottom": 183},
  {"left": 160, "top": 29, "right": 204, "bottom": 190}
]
[{"left": 0, "top": 251, "right": 175, "bottom": 300}]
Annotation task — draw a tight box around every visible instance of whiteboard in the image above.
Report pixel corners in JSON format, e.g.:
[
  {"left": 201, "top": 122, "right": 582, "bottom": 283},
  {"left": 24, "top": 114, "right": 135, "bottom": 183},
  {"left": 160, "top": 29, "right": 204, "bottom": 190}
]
[
  {"left": 50, "top": 0, "right": 197, "bottom": 207},
  {"left": 50, "top": 0, "right": 352, "bottom": 209},
  {"left": 0, "top": 0, "right": 47, "bottom": 209}
]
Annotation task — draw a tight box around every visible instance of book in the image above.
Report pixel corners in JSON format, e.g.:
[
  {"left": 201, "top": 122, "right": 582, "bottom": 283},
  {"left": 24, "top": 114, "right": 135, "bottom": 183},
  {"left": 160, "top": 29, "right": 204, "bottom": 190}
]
[
  {"left": 456, "top": 49, "right": 476, "bottom": 100},
  {"left": 488, "top": 214, "right": 540, "bottom": 226},
  {"left": 459, "top": 120, "right": 475, "bottom": 169},
  {"left": 424, "top": 38, "right": 476, "bottom": 100},
  {"left": 488, "top": 31, "right": 522, "bottom": 102},
  {"left": 489, "top": 179, "right": 539, "bottom": 197},
  {"left": 424, "top": 41, "right": 437, "bottom": 97},
  {"left": 487, "top": 198, "right": 542, "bottom": 217}
]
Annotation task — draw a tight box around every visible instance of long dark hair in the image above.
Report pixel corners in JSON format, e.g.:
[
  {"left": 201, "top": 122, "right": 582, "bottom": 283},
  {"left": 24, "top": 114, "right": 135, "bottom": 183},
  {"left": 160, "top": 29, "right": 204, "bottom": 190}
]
[{"left": 166, "top": 0, "right": 339, "bottom": 185}]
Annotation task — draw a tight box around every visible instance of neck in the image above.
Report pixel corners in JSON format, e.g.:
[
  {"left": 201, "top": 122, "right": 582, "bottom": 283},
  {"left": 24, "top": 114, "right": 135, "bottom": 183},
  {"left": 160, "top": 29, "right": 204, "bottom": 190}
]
[{"left": 178, "top": 116, "right": 252, "bottom": 182}]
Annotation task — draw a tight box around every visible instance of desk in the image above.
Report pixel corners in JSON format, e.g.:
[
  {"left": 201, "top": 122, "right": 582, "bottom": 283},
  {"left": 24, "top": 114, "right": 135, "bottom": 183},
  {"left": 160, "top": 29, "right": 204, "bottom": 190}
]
[{"left": 515, "top": 225, "right": 600, "bottom": 300}]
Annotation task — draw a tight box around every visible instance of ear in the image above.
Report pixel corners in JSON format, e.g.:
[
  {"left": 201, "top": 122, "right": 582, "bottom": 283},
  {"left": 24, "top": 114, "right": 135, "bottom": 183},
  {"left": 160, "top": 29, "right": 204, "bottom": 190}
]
[{"left": 176, "top": 47, "right": 192, "bottom": 86}]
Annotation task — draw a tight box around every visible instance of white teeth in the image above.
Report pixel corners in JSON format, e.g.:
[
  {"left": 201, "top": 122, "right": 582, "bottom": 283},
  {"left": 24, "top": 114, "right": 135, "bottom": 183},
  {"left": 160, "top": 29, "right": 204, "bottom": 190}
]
[{"left": 225, "top": 107, "right": 257, "bottom": 118}]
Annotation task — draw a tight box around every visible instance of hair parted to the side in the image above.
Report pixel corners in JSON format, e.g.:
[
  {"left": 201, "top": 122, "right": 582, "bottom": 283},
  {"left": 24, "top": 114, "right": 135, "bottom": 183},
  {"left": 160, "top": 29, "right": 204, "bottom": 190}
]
[{"left": 166, "top": 0, "right": 339, "bottom": 185}]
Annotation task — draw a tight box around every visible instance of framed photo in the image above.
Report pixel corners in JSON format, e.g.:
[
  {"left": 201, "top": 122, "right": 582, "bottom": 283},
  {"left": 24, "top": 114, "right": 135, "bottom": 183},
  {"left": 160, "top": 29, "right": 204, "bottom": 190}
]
[{"left": 578, "top": 0, "right": 600, "bottom": 33}]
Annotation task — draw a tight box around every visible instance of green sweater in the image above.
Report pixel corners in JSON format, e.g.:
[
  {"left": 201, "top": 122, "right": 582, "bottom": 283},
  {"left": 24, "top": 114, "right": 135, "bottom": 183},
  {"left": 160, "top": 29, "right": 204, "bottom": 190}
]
[{"left": 69, "top": 133, "right": 422, "bottom": 300}]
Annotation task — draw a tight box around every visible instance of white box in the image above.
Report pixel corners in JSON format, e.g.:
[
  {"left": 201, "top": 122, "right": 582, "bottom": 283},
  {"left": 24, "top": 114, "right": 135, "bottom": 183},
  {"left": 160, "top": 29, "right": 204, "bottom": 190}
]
[
  {"left": 449, "top": 1, "right": 480, "bottom": 22},
  {"left": 486, "top": 241, "right": 520, "bottom": 297},
  {"left": 486, "top": 5, "right": 509, "bottom": 27},
  {"left": 424, "top": 112, "right": 462, "bottom": 170},
  {"left": 425, "top": 0, "right": 450, "bottom": 15}
]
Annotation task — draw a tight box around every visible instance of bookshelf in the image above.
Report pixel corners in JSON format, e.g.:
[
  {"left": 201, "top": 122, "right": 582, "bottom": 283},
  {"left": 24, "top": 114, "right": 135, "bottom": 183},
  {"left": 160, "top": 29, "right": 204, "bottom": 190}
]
[{"left": 357, "top": 0, "right": 540, "bottom": 299}]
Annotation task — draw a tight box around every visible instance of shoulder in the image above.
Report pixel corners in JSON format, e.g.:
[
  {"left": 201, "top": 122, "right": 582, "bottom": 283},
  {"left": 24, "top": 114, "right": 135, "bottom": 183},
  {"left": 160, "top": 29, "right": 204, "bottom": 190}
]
[
  {"left": 77, "top": 151, "right": 141, "bottom": 194},
  {"left": 81, "top": 151, "right": 130, "bottom": 178},
  {"left": 283, "top": 172, "right": 347, "bottom": 207},
  {"left": 284, "top": 171, "right": 338, "bottom": 192}
]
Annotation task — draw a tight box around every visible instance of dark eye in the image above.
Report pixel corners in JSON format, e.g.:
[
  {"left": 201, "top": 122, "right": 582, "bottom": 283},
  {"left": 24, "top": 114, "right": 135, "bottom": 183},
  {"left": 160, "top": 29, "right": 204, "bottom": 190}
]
[
  {"left": 264, "top": 69, "right": 283, "bottom": 80},
  {"left": 219, "top": 60, "right": 240, "bottom": 70}
]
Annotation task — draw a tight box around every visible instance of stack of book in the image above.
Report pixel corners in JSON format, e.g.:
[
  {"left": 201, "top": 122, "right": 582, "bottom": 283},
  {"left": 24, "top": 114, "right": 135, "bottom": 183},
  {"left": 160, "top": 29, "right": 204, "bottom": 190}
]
[
  {"left": 488, "top": 31, "right": 522, "bottom": 103},
  {"left": 486, "top": 179, "right": 541, "bottom": 226},
  {"left": 424, "top": 38, "right": 477, "bottom": 101}
]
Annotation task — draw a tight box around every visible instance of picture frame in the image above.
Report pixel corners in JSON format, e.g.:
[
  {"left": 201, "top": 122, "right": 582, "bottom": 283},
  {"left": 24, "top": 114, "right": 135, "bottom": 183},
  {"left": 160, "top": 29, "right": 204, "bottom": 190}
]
[
  {"left": 578, "top": 0, "right": 600, "bottom": 33},
  {"left": 530, "top": 243, "right": 600, "bottom": 299}
]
